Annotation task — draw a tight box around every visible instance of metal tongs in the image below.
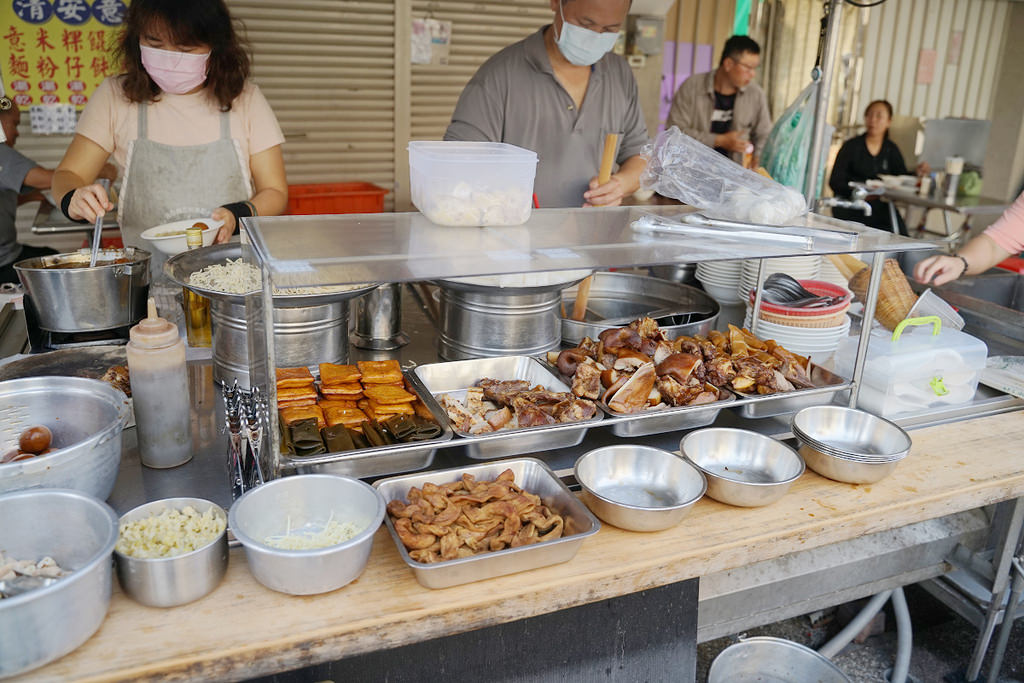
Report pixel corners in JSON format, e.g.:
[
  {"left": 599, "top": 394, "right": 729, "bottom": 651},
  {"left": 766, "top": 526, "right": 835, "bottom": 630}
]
[
  {"left": 632, "top": 212, "right": 859, "bottom": 249},
  {"left": 222, "top": 379, "right": 246, "bottom": 500},
  {"left": 242, "top": 387, "right": 266, "bottom": 490},
  {"left": 88, "top": 178, "right": 110, "bottom": 267}
]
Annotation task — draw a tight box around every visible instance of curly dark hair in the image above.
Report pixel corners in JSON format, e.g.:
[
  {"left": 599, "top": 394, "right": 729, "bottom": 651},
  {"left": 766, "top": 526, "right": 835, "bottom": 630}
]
[{"left": 115, "top": 0, "right": 250, "bottom": 111}]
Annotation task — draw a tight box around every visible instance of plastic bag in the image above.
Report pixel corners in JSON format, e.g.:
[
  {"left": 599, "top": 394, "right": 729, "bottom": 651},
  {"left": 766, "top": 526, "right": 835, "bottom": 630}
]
[
  {"left": 760, "top": 82, "right": 833, "bottom": 195},
  {"left": 641, "top": 126, "right": 807, "bottom": 225}
]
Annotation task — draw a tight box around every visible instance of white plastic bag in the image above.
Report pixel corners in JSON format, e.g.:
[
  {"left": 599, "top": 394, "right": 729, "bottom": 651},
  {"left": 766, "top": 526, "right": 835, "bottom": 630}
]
[{"left": 640, "top": 126, "right": 807, "bottom": 225}]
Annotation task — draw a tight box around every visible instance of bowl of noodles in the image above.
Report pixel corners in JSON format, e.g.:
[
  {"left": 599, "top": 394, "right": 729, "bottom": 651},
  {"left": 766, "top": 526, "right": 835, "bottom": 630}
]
[{"left": 141, "top": 219, "right": 221, "bottom": 256}]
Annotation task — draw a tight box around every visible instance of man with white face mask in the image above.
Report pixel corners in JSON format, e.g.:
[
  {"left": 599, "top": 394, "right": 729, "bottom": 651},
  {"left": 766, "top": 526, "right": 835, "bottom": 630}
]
[{"left": 445, "top": 0, "right": 647, "bottom": 209}]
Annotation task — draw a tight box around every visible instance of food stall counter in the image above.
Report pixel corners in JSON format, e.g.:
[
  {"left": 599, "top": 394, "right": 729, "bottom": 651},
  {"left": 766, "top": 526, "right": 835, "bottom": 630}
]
[{"left": 14, "top": 409, "right": 1024, "bottom": 683}]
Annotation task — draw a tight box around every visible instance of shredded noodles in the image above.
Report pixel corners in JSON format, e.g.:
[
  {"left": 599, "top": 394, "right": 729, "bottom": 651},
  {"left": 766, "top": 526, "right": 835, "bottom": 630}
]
[
  {"left": 188, "top": 258, "right": 366, "bottom": 295},
  {"left": 263, "top": 512, "right": 362, "bottom": 550}
]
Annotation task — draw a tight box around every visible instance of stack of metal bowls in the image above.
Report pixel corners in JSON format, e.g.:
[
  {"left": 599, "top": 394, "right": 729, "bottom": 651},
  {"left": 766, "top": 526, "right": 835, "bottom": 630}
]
[{"left": 791, "top": 405, "right": 912, "bottom": 484}]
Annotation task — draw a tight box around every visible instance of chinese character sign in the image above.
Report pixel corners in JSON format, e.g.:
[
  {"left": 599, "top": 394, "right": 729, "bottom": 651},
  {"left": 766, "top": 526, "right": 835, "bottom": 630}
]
[{"left": 2, "top": 0, "right": 128, "bottom": 109}]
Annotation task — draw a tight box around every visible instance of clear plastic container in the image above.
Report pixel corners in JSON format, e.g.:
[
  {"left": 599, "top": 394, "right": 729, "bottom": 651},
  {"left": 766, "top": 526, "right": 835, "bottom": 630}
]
[
  {"left": 408, "top": 141, "right": 538, "bottom": 226},
  {"left": 836, "top": 316, "right": 987, "bottom": 417}
]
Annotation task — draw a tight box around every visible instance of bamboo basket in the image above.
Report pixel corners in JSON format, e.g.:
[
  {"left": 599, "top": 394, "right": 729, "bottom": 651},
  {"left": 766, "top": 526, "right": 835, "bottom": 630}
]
[
  {"left": 847, "top": 258, "right": 918, "bottom": 331},
  {"left": 755, "top": 306, "right": 851, "bottom": 329}
]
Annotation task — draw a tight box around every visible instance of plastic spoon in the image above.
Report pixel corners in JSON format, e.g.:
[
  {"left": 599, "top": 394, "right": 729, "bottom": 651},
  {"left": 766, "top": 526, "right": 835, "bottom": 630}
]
[{"left": 88, "top": 178, "right": 111, "bottom": 267}]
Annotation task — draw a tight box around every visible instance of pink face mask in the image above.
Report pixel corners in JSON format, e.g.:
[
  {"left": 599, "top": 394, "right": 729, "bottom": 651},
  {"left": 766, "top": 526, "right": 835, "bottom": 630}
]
[{"left": 140, "top": 44, "right": 210, "bottom": 95}]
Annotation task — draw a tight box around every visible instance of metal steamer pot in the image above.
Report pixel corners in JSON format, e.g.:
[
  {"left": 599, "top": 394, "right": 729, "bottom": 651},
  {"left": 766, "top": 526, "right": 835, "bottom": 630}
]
[
  {"left": 561, "top": 271, "right": 719, "bottom": 345},
  {"left": 165, "top": 244, "right": 377, "bottom": 387},
  {"left": 14, "top": 248, "right": 151, "bottom": 333},
  {"left": 434, "top": 272, "right": 592, "bottom": 360}
]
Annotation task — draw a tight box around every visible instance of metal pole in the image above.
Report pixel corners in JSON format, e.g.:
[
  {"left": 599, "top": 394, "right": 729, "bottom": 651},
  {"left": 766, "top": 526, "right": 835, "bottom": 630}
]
[
  {"left": 848, "top": 251, "right": 885, "bottom": 408},
  {"left": 803, "top": 0, "right": 845, "bottom": 205}
]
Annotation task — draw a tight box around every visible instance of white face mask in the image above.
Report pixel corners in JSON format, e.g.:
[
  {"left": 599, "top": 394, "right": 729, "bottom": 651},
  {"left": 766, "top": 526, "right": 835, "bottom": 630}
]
[{"left": 555, "top": 2, "right": 619, "bottom": 66}]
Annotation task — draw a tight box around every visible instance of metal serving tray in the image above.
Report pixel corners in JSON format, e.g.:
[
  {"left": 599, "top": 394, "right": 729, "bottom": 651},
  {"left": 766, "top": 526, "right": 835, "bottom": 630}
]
[
  {"left": 411, "top": 356, "right": 603, "bottom": 460},
  {"left": 374, "top": 458, "right": 601, "bottom": 589},
  {"left": 599, "top": 389, "right": 736, "bottom": 437},
  {"left": 278, "top": 371, "right": 452, "bottom": 479},
  {"left": 728, "top": 364, "right": 851, "bottom": 419}
]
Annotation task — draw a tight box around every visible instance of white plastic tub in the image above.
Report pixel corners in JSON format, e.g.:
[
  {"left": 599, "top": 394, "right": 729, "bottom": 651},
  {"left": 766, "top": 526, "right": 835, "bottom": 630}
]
[{"left": 408, "top": 141, "right": 538, "bottom": 226}]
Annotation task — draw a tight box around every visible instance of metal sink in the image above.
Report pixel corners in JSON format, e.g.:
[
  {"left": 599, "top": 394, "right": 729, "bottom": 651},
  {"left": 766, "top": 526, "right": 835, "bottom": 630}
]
[{"left": 919, "top": 270, "right": 1024, "bottom": 356}]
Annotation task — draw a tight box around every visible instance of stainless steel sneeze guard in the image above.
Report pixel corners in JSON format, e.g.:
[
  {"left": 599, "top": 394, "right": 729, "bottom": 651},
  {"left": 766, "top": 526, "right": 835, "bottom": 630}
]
[{"left": 240, "top": 209, "right": 934, "bottom": 480}]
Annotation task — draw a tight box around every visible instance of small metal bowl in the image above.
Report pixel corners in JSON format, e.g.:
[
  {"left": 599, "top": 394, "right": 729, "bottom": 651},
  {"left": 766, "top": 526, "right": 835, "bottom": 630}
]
[
  {"left": 0, "top": 489, "right": 119, "bottom": 677},
  {"left": 228, "top": 474, "right": 386, "bottom": 595},
  {"left": 680, "top": 428, "right": 804, "bottom": 507},
  {"left": 791, "top": 406, "right": 911, "bottom": 460},
  {"left": 794, "top": 439, "right": 901, "bottom": 484},
  {"left": 114, "top": 497, "right": 229, "bottom": 608},
  {"left": 574, "top": 445, "right": 706, "bottom": 532}
]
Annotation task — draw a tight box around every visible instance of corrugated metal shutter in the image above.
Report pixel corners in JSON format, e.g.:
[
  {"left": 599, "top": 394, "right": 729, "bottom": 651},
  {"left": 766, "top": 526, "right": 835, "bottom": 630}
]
[
  {"left": 408, "top": 1, "right": 549, "bottom": 141},
  {"left": 233, "top": 0, "right": 396, "bottom": 209},
  {"left": 13, "top": 0, "right": 397, "bottom": 247}
]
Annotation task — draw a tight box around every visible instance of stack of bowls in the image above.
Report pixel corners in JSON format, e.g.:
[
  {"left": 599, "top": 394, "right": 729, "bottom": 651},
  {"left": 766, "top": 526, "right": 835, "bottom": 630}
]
[
  {"left": 745, "top": 279, "right": 852, "bottom": 360},
  {"left": 696, "top": 260, "right": 744, "bottom": 305},
  {"left": 791, "top": 405, "right": 911, "bottom": 484},
  {"left": 737, "top": 256, "right": 822, "bottom": 300}
]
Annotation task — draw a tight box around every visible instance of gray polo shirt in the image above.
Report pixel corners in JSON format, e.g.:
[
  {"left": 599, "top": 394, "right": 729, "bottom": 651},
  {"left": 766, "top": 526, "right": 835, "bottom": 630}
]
[
  {"left": 0, "top": 145, "right": 34, "bottom": 266},
  {"left": 445, "top": 27, "right": 648, "bottom": 209}
]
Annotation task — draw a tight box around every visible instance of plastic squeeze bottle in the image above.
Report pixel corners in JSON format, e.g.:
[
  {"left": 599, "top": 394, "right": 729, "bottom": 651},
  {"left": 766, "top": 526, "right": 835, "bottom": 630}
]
[{"left": 127, "top": 298, "right": 192, "bottom": 468}]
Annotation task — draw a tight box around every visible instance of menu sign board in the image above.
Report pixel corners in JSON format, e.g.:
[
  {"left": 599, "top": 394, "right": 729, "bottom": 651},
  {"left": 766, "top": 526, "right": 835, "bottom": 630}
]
[{"left": 2, "top": 0, "right": 129, "bottom": 109}]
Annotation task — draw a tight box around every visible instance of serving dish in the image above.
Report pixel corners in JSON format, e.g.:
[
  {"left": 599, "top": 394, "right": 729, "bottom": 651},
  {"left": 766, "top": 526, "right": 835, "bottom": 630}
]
[
  {"left": 114, "top": 497, "right": 229, "bottom": 607},
  {"left": 375, "top": 458, "right": 600, "bottom": 589},
  {"left": 574, "top": 445, "right": 706, "bottom": 531},
  {"left": 278, "top": 368, "right": 451, "bottom": 479},
  {"left": 727, "top": 363, "right": 851, "bottom": 419},
  {"left": 140, "top": 218, "right": 221, "bottom": 256},
  {"left": 412, "top": 356, "right": 603, "bottom": 459}
]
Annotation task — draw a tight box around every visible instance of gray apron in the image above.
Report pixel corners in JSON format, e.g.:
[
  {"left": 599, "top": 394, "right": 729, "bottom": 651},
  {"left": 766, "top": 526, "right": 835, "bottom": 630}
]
[{"left": 119, "top": 102, "right": 250, "bottom": 275}]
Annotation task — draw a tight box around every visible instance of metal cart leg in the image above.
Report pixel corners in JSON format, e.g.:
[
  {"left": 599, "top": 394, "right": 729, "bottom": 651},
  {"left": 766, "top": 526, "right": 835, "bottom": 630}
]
[
  {"left": 986, "top": 557, "right": 1024, "bottom": 683},
  {"left": 965, "top": 496, "right": 1024, "bottom": 681},
  {"left": 889, "top": 202, "right": 901, "bottom": 235}
]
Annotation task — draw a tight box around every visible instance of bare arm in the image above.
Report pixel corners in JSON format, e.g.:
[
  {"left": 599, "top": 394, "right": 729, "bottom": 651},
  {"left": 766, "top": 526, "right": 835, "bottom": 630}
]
[
  {"left": 210, "top": 144, "right": 288, "bottom": 243},
  {"left": 583, "top": 155, "right": 646, "bottom": 207},
  {"left": 23, "top": 166, "right": 53, "bottom": 190},
  {"left": 53, "top": 134, "right": 115, "bottom": 221},
  {"left": 913, "top": 234, "right": 1011, "bottom": 286}
]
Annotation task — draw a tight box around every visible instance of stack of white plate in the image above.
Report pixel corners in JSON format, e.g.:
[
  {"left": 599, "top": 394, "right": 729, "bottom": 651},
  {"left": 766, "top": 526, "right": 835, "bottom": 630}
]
[
  {"left": 816, "top": 258, "right": 852, "bottom": 292},
  {"left": 737, "top": 256, "right": 822, "bottom": 300},
  {"left": 744, "top": 311, "right": 851, "bottom": 360},
  {"left": 696, "top": 261, "right": 744, "bottom": 304}
]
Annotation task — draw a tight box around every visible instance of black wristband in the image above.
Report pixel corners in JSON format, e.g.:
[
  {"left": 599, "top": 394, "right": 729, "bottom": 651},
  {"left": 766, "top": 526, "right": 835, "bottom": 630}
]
[
  {"left": 954, "top": 254, "right": 970, "bottom": 277},
  {"left": 60, "top": 191, "right": 91, "bottom": 224},
  {"left": 221, "top": 201, "right": 254, "bottom": 225}
]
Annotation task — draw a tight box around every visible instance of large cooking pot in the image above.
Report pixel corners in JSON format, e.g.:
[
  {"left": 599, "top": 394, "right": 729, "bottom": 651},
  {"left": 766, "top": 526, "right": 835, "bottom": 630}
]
[
  {"left": 15, "top": 248, "right": 151, "bottom": 333},
  {"left": 561, "top": 271, "right": 719, "bottom": 345}
]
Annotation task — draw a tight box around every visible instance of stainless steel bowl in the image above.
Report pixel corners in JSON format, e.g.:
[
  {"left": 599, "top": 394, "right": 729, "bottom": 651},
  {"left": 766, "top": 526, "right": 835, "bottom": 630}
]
[
  {"left": 680, "top": 428, "right": 804, "bottom": 507},
  {"left": 791, "top": 406, "right": 912, "bottom": 460},
  {"left": 15, "top": 247, "right": 150, "bottom": 332},
  {"left": 114, "top": 498, "right": 229, "bottom": 608},
  {"left": 574, "top": 445, "right": 706, "bottom": 532},
  {"left": 708, "top": 636, "right": 850, "bottom": 683},
  {"left": 0, "top": 489, "right": 119, "bottom": 677},
  {"left": 795, "top": 439, "right": 901, "bottom": 484},
  {"left": 228, "top": 474, "right": 386, "bottom": 595},
  {"left": 0, "top": 376, "right": 130, "bottom": 500}
]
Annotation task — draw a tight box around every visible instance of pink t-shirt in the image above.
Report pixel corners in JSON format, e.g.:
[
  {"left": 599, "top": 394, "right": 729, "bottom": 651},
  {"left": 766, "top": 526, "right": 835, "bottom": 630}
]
[
  {"left": 76, "top": 76, "right": 285, "bottom": 177},
  {"left": 984, "top": 191, "right": 1024, "bottom": 254}
]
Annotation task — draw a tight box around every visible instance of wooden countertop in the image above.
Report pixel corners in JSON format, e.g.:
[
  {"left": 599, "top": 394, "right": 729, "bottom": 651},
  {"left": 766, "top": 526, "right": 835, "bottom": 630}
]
[{"left": 19, "top": 411, "right": 1024, "bottom": 682}]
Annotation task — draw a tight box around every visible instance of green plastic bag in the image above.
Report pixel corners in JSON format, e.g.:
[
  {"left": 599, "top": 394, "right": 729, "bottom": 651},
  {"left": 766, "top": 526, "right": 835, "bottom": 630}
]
[
  {"left": 959, "top": 170, "right": 982, "bottom": 197},
  {"left": 760, "top": 83, "right": 831, "bottom": 195}
]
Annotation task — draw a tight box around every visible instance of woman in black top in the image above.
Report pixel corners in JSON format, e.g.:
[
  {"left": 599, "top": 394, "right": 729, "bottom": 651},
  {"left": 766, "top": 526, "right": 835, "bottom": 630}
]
[{"left": 829, "top": 100, "right": 916, "bottom": 235}]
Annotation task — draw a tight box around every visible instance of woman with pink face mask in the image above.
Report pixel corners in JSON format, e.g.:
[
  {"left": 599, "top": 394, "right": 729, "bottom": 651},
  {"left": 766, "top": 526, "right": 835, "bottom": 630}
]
[{"left": 53, "top": 0, "right": 287, "bottom": 247}]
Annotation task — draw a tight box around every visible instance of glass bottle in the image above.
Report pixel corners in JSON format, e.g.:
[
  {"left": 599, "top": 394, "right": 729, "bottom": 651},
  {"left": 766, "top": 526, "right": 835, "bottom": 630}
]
[{"left": 183, "top": 226, "right": 212, "bottom": 347}]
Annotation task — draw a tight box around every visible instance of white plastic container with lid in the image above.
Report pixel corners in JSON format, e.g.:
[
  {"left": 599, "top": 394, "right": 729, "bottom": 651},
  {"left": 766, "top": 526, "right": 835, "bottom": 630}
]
[
  {"left": 126, "top": 298, "right": 192, "bottom": 468},
  {"left": 408, "top": 141, "right": 538, "bottom": 226},
  {"left": 836, "top": 316, "right": 988, "bottom": 417}
]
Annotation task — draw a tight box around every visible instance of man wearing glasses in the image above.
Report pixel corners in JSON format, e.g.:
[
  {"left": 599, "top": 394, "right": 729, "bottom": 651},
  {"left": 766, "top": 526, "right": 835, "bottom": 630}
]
[{"left": 666, "top": 35, "right": 771, "bottom": 169}]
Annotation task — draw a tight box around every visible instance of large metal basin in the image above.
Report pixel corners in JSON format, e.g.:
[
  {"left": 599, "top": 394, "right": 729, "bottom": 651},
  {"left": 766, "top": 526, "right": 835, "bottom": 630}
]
[
  {"left": 924, "top": 271, "right": 1024, "bottom": 354},
  {"left": 0, "top": 376, "right": 130, "bottom": 500},
  {"left": 560, "top": 271, "right": 719, "bottom": 345},
  {"left": 0, "top": 489, "right": 119, "bottom": 677}
]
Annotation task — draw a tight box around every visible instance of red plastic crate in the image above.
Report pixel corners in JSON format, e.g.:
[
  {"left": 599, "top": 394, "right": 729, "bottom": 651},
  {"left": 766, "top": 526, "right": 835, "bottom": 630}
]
[
  {"left": 286, "top": 182, "right": 389, "bottom": 215},
  {"left": 996, "top": 256, "right": 1024, "bottom": 274}
]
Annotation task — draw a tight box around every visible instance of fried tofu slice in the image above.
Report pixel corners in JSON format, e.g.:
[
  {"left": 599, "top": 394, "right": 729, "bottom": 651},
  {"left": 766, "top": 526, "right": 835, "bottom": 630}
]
[
  {"left": 320, "top": 382, "right": 363, "bottom": 398},
  {"left": 324, "top": 406, "right": 369, "bottom": 429},
  {"left": 280, "top": 405, "right": 325, "bottom": 429},
  {"left": 357, "top": 360, "right": 403, "bottom": 384},
  {"left": 319, "top": 363, "right": 361, "bottom": 386},
  {"left": 276, "top": 367, "right": 314, "bottom": 390},
  {"left": 363, "top": 384, "right": 417, "bottom": 404}
]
